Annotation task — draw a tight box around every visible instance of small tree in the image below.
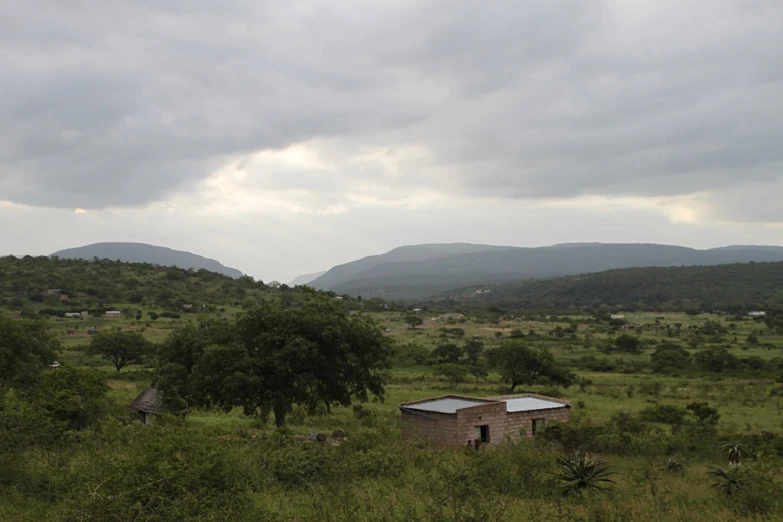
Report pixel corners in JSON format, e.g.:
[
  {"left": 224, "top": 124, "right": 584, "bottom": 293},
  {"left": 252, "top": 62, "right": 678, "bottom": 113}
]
[
  {"left": 432, "top": 364, "right": 469, "bottom": 389},
  {"left": 88, "top": 331, "right": 152, "bottom": 372},
  {"left": 469, "top": 364, "right": 488, "bottom": 385},
  {"left": 488, "top": 341, "right": 576, "bottom": 391},
  {"left": 432, "top": 343, "right": 463, "bottom": 364},
  {"left": 0, "top": 316, "right": 60, "bottom": 389},
  {"left": 650, "top": 343, "right": 690, "bottom": 373},
  {"left": 615, "top": 334, "right": 642, "bottom": 354},
  {"left": 405, "top": 314, "right": 424, "bottom": 329},
  {"left": 464, "top": 339, "right": 484, "bottom": 365},
  {"left": 686, "top": 402, "right": 721, "bottom": 425}
]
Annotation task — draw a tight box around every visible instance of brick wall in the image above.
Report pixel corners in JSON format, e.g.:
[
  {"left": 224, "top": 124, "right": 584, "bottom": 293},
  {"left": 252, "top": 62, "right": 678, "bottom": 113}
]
[
  {"left": 487, "top": 393, "right": 570, "bottom": 441},
  {"left": 455, "top": 401, "right": 508, "bottom": 446},
  {"left": 505, "top": 408, "right": 570, "bottom": 440},
  {"left": 401, "top": 410, "right": 459, "bottom": 448}
]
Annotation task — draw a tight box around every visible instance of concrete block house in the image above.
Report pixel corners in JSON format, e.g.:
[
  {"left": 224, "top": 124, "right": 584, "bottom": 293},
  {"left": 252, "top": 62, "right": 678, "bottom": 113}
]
[{"left": 400, "top": 393, "right": 570, "bottom": 448}]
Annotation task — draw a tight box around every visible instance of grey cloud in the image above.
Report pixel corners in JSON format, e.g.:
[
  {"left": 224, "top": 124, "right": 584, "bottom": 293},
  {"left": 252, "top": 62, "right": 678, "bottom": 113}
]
[{"left": 1, "top": 0, "right": 782, "bottom": 220}]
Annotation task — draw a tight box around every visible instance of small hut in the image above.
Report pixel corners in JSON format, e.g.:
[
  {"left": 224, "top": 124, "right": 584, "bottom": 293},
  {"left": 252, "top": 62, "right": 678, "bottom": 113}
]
[{"left": 128, "top": 386, "right": 161, "bottom": 424}]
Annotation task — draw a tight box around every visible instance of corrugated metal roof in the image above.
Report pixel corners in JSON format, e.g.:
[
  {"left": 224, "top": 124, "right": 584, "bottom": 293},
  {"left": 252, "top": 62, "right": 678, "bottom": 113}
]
[
  {"left": 504, "top": 397, "right": 566, "bottom": 412},
  {"left": 404, "top": 397, "right": 488, "bottom": 414}
]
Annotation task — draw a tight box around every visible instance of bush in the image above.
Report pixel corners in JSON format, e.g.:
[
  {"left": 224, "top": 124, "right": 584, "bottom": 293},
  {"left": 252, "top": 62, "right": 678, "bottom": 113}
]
[
  {"left": 639, "top": 404, "right": 687, "bottom": 425},
  {"left": 67, "top": 422, "right": 253, "bottom": 520}
]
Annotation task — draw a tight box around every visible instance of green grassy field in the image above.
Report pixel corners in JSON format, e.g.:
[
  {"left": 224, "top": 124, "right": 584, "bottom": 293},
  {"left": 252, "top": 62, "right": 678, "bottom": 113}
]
[
  {"left": 21, "top": 308, "right": 783, "bottom": 435},
  {"left": 4, "top": 307, "right": 783, "bottom": 521}
]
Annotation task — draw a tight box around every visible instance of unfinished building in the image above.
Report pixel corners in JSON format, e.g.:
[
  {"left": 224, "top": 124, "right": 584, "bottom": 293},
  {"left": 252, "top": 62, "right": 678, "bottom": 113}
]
[{"left": 400, "top": 393, "right": 570, "bottom": 448}]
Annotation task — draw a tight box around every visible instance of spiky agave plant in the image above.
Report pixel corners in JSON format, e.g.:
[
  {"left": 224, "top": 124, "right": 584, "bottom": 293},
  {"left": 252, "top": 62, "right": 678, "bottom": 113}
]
[
  {"left": 554, "top": 453, "right": 616, "bottom": 496},
  {"left": 722, "top": 442, "right": 750, "bottom": 466},
  {"left": 706, "top": 466, "right": 746, "bottom": 497},
  {"left": 662, "top": 458, "right": 687, "bottom": 475}
]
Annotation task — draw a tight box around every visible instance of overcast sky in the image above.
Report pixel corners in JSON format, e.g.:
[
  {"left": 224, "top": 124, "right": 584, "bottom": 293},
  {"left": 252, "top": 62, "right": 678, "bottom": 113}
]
[{"left": 2, "top": 1, "right": 782, "bottom": 282}]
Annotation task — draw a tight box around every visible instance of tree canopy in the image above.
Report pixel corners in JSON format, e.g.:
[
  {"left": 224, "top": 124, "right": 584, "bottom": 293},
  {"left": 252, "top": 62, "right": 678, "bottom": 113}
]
[
  {"left": 88, "top": 331, "right": 153, "bottom": 372},
  {"left": 405, "top": 314, "right": 424, "bottom": 329},
  {"left": 488, "top": 341, "right": 576, "bottom": 391},
  {"left": 158, "top": 298, "right": 392, "bottom": 426},
  {"left": 0, "top": 316, "right": 59, "bottom": 389}
]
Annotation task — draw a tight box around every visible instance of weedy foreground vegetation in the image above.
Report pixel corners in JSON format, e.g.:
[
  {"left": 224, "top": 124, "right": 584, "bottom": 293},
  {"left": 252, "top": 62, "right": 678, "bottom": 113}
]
[{"left": 2, "top": 256, "right": 783, "bottom": 521}]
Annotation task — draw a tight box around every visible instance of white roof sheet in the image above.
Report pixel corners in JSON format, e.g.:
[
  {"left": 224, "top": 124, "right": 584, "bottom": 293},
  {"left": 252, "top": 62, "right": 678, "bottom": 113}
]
[
  {"left": 404, "top": 397, "right": 487, "bottom": 414},
  {"left": 504, "top": 397, "right": 566, "bottom": 412}
]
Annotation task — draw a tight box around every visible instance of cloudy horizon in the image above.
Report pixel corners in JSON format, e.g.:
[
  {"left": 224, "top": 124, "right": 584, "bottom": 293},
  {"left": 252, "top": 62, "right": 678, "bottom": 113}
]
[{"left": 2, "top": 1, "right": 782, "bottom": 282}]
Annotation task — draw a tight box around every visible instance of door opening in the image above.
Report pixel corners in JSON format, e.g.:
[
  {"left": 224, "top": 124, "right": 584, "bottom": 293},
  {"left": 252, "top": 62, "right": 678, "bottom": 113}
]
[
  {"left": 478, "top": 425, "right": 490, "bottom": 443},
  {"left": 532, "top": 418, "right": 545, "bottom": 435}
]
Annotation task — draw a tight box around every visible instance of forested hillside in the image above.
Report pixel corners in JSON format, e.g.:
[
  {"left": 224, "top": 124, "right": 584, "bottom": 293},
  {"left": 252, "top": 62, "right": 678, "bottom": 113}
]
[
  {"left": 52, "top": 242, "right": 244, "bottom": 278},
  {"left": 0, "top": 255, "right": 316, "bottom": 313},
  {"left": 432, "top": 261, "right": 783, "bottom": 313},
  {"left": 310, "top": 243, "right": 783, "bottom": 299}
]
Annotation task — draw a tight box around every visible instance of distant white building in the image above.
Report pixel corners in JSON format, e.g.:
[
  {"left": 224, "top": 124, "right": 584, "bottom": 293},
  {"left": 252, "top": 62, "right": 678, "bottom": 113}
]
[
  {"left": 64, "top": 312, "right": 81, "bottom": 318},
  {"left": 81, "top": 311, "right": 89, "bottom": 317},
  {"left": 610, "top": 314, "right": 625, "bottom": 320},
  {"left": 105, "top": 311, "right": 122, "bottom": 318},
  {"left": 748, "top": 311, "right": 766, "bottom": 317}
]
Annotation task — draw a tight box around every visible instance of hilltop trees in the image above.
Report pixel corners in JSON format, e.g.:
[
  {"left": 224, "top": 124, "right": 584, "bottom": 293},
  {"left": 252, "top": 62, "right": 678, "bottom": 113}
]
[{"left": 158, "top": 298, "right": 392, "bottom": 426}]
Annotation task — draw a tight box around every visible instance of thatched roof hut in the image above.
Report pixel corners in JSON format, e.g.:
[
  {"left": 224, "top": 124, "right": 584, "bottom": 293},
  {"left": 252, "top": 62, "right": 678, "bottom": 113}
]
[{"left": 129, "top": 386, "right": 161, "bottom": 424}]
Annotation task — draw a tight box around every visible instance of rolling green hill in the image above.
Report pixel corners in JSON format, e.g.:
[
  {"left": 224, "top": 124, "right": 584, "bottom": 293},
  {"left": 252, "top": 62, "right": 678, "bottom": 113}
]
[
  {"left": 426, "top": 261, "right": 783, "bottom": 313},
  {"left": 52, "top": 242, "right": 244, "bottom": 278},
  {"left": 0, "top": 255, "right": 316, "bottom": 315},
  {"left": 309, "top": 243, "right": 783, "bottom": 299}
]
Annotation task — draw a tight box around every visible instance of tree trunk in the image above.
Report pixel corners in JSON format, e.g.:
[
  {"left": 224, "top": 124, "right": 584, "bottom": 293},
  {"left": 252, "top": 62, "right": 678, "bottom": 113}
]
[{"left": 273, "top": 404, "right": 287, "bottom": 427}]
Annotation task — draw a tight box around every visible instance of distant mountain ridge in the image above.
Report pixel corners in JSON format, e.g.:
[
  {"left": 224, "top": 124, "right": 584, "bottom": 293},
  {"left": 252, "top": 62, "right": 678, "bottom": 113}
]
[
  {"left": 434, "top": 261, "right": 783, "bottom": 312},
  {"left": 289, "top": 271, "right": 327, "bottom": 286},
  {"left": 51, "top": 242, "right": 244, "bottom": 278},
  {"left": 308, "top": 242, "right": 783, "bottom": 299}
]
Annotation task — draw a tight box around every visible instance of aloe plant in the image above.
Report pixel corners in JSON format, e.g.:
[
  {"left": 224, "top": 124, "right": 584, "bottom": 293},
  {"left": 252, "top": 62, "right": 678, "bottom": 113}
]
[
  {"left": 662, "top": 458, "right": 687, "bottom": 475},
  {"left": 706, "top": 466, "right": 746, "bottom": 497},
  {"left": 554, "top": 453, "right": 616, "bottom": 496},
  {"left": 722, "top": 442, "right": 750, "bottom": 466}
]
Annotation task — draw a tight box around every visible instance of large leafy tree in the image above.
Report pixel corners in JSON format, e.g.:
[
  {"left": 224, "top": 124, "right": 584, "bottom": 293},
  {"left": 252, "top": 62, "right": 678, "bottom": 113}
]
[
  {"left": 159, "top": 298, "right": 392, "bottom": 426},
  {"left": 30, "top": 366, "right": 110, "bottom": 432},
  {"left": 488, "top": 341, "right": 576, "bottom": 391},
  {"left": 432, "top": 363, "right": 469, "bottom": 389},
  {"left": 464, "top": 339, "right": 484, "bottom": 365},
  {"left": 431, "top": 343, "right": 463, "bottom": 364},
  {"left": 88, "top": 331, "right": 152, "bottom": 372},
  {"left": 405, "top": 314, "right": 424, "bottom": 329},
  {"left": 650, "top": 343, "right": 690, "bottom": 373},
  {"left": 0, "top": 316, "right": 60, "bottom": 389}
]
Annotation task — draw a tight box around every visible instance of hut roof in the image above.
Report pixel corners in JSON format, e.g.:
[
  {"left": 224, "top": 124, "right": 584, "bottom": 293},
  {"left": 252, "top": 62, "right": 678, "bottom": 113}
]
[{"left": 129, "top": 386, "right": 161, "bottom": 415}]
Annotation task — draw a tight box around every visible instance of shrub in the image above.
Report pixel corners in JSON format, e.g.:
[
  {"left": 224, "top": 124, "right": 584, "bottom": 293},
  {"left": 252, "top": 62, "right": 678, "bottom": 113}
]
[{"left": 639, "top": 404, "right": 687, "bottom": 425}]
